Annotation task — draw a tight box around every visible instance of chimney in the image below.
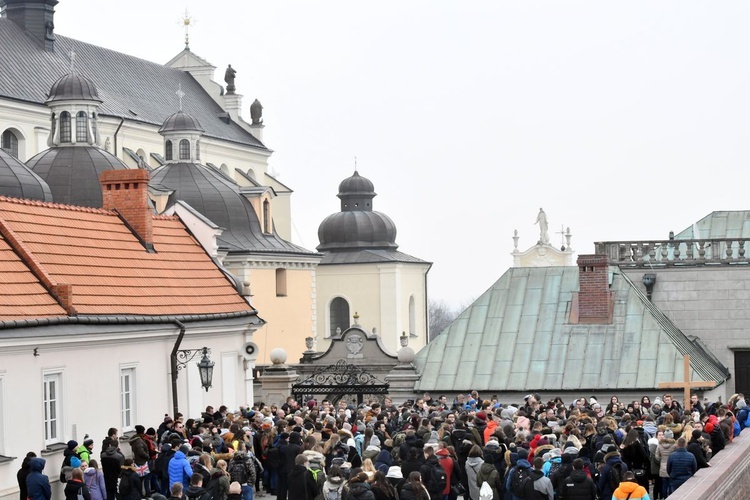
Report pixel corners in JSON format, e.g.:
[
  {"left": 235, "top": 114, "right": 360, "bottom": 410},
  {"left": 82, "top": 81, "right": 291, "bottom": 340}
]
[
  {"left": 1, "top": 0, "right": 58, "bottom": 52},
  {"left": 577, "top": 254, "right": 611, "bottom": 323},
  {"left": 100, "top": 169, "right": 154, "bottom": 252}
]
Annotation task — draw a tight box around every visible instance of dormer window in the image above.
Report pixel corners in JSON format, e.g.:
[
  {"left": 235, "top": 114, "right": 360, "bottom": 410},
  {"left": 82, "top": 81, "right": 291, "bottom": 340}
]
[
  {"left": 60, "top": 112, "right": 71, "bottom": 143},
  {"left": 165, "top": 140, "right": 173, "bottom": 161},
  {"left": 76, "top": 111, "right": 88, "bottom": 142},
  {"left": 179, "top": 139, "right": 190, "bottom": 160}
]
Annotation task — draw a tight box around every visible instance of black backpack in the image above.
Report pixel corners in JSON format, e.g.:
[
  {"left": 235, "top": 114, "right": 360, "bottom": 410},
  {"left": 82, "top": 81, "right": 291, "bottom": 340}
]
[
  {"left": 264, "top": 447, "right": 281, "bottom": 470},
  {"left": 510, "top": 466, "right": 532, "bottom": 498},
  {"left": 229, "top": 458, "right": 249, "bottom": 484},
  {"left": 609, "top": 462, "right": 625, "bottom": 491},
  {"left": 427, "top": 462, "right": 447, "bottom": 494}
]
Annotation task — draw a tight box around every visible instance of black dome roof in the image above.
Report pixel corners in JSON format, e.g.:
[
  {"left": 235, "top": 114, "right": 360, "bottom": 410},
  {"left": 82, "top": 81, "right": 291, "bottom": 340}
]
[
  {"left": 0, "top": 149, "right": 53, "bottom": 202},
  {"left": 159, "top": 110, "right": 205, "bottom": 134},
  {"left": 26, "top": 147, "right": 129, "bottom": 208},
  {"left": 317, "top": 211, "right": 397, "bottom": 251},
  {"left": 150, "top": 162, "right": 313, "bottom": 255},
  {"left": 46, "top": 73, "right": 101, "bottom": 103},
  {"left": 317, "top": 170, "right": 398, "bottom": 252},
  {"left": 338, "top": 170, "right": 375, "bottom": 196}
]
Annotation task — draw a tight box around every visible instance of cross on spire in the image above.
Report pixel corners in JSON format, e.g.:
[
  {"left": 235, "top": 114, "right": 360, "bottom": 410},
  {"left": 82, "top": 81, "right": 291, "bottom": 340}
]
[
  {"left": 555, "top": 224, "right": 566, "bottom": 249},
  {"left": 175, "top": 84, "right": 185, "bottom": 111},
  {"left": 354, "top": 156, "right": 358, "bottom": 172},
  {"left": 68, "top": 50, "right": 76, "bottom": 73},
  {"left": 179, "top": 9, "right": 196, "bottom": 50}
]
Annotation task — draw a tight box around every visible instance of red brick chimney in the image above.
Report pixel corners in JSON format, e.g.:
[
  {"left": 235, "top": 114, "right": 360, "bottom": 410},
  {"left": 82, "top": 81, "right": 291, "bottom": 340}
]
[
  {"left": 100, "top": 169, "right": 154, "bottom": 251},
  {"left": 577, "top": 254, "right": 612, "bottom": 323}
]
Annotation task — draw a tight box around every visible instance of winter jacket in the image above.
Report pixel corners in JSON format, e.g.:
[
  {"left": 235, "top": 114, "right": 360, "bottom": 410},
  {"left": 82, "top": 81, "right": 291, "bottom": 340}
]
[
  {"left": 26, "top": 458, "right": 51, "bottom": 500},
  {"left": 597, "top": 453, "right": 627, "bottom": 500},
  {"left": 185, "top": 484, "right": 210, "bottom": 500},
  {"left": 620, "top": 441, "right": 649, "bottom": 472},
  {"left": 418, "top": 455, "right": 444, "bottom": 499},
  {"left": 667, "top": 447, "right": 697, "bottom": 491},
  {"left": 99, "top": 445, "right": 124, "bottom": 498},
  {"left": 321, "top": 476, "right": 345, "bottom": 499},
  {"left": 557, "top": 469, "right": 596, "bottom": 500},
  {"left": 206, "top": 467, "right": 230, "bottom": 500},
  {"left": 436, "top": 448, "right": 457, "bottom": 496},
  {"left": 17, "top": 455, "right": 33, "bottom": 500},
  {"left": 611, "top": 480, "right": 650, "bottom": 500},
  {"left": 505, "top": 460, "right": 533, "bottom": 500},
  {"left": 399, "top": 482, "right": 428, "bottom": 500},
  {"left": 288, "top": 464, "right": 319, "bottom": 500},
  {"left": 654, "top": 440, "right": 676, "bottom": 478},
  {"left": 687, "top": 437, "right": 710, "bottom": 469},
  {"left": 129, "top": 435, "right": 149, "bottom": 466},
  {"left": 76, "top": 445, "right": 93, "bottom": 465},
  {"left": 168, "top": 450, "right": 193, "bottom": 489},
  {"left": 83, "top": 467, "right": 107, "bottom": 500},
  {"left": 529, "top": 469, "right": 554, "bottom": 500},
  {"left": 464, "top": 456, "right": 483, "bottom": 500},
  {"left": 64, "top": 479, "right": 91, "bottom": 500},
  {"left": 118, "top": 466, "right": 141, "bottom": 500}
]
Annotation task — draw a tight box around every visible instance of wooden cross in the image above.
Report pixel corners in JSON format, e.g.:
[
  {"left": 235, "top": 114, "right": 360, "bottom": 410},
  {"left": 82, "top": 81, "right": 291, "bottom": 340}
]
[{"left": 658, "top": 354, "right": 717, "bottom": 410}]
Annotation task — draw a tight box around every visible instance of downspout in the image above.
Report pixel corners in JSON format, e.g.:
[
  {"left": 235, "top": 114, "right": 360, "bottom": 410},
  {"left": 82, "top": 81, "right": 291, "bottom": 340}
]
[
  {"left": 170, "top": 320, "right": 187, "bottom": 417},
  {"left": 113, "top": 117, "right": 125, "bottom": 158}
]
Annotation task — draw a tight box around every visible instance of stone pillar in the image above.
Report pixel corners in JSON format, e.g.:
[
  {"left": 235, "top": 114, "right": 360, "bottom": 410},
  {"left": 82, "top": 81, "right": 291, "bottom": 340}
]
[
  {"left": 249, "top": 123, "right": 264, "bottom": 142},
  {"left": 259, "top": 348, "right": 298, "bottom": 407},
  {"left": 223, "top": 93, "right": 243, "bottom": 122},
  {"left": 385, "top": 345, "right": 420, "bottom": 405}
]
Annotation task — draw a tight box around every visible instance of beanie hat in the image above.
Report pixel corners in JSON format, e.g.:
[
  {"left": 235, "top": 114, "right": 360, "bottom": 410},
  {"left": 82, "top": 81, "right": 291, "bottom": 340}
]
[
  {"left": 67, "top": 440, "right": 78, "bottom": 450},
  {"left": 664, "top": 429, "right": 674, "bottom": 439},
  {"left": 84, "top": 439, "right": 94, "bottom": 447},
  {"left": 476, "top": 411, "right": 486, "bottom": 421},
  {"left": 517, "top": 448, "right": 529, "bottom": 460},
  {"left": 146, "top": 427, "right": 156, "bottom": 436},
  {"left": 135, "top": 425, "right": 146, "bottom": 434},
  {"left": 705, "top": 422, "right": 715, "bottom": 434}
]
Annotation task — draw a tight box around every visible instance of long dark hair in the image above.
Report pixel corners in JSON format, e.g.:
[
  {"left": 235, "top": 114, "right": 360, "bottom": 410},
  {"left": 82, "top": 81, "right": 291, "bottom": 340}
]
[
  {"left": 371, "top": 471, "right": 397, "bottom": 498},
  {"left": 408, "top": 471, "right": 428, "bottom": 499}
]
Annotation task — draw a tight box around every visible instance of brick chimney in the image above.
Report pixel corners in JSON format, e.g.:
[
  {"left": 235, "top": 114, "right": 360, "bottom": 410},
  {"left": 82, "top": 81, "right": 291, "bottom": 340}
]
[
  {"left": 577, "top": 254, "right": 611, "bottom": 323},
  {"left": 100, "top": 169, "right": 154, "bottom": 252},
  {"left": 1, "top": 0, "right": 58, "bottom": 52}
]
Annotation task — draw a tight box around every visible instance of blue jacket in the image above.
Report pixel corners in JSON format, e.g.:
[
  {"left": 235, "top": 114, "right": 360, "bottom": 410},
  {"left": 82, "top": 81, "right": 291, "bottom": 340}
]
[
  {"left": 505, "top": 459, "right": 532, "bottom": 500},
  {"left": 597, "top": 454, "right": 627, "bottom": 500},
  {"left": 667, "top": 448, "right": 697, "bottom": 490},
  {"left": 168, "top": 451, "right": 193, "bottom": 489},
  {"left": 26, "top": 458, "right": 51, "bottom": 500}
]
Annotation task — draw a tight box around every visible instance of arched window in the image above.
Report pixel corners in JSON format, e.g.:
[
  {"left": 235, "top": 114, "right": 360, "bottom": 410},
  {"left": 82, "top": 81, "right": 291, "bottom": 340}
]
[
  {"left": 409, "top": 295, "right": 416, "bottom": 336},
  {"left": 195, "top": 140, "right": 200, "bottom": 161},
  {"left": 59, "top": 112, "right": 71, "bottom": 143},
  {"left": 263, "top": 199, "right": 271, "bottom": 234},
  {"left": 330, "top": 297, "right": 350, "bottom": 337},
  {"left": 76, "top": 111, "right": 88, "bottom": 142},
  {"left": 275, "top": 268, "right": 287, "bottom": 297},
  {"left": 165, "top": 140, "right": 173, "bottom": 161},
  {"left": 1, "top": 129, "right": 19, "bottom": 157},
  {"left": 179, "top": 139, "right": 190, "bottom": 160}
]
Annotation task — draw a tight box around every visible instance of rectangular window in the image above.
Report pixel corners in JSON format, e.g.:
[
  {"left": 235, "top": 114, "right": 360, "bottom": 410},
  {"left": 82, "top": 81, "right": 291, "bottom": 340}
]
[
  {"left": 275, "top": 268, "right": 287, "bottom": 297},
  {"left": 120, "top": 367, "right": 136, "bottom": 432},
  {"left": 43, "top": 373, "right": 62, "bottom": 446}
]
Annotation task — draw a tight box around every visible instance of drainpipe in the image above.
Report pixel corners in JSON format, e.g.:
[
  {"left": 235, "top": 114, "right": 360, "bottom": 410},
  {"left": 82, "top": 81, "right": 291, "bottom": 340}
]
[
  {"left": 170, "top": 320, "right": 187, "bottom": 417},
  {"left": 113, "top": 117, "right": 125, "bottom": 158}
]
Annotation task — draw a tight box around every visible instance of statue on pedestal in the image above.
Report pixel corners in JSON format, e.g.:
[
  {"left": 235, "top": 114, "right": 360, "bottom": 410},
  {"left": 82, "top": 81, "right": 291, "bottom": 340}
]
[
  {"left": 535, "top": 208, "right": 549, "bottom": 245},
  {"left": 224, "top": 64, "right": 237, "bottom": 94}
]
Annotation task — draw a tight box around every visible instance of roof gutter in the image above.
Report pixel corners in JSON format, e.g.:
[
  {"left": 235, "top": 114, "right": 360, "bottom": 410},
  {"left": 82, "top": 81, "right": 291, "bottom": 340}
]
[{"left": 0, "top": 310, "right": 261, "bottom": 331}]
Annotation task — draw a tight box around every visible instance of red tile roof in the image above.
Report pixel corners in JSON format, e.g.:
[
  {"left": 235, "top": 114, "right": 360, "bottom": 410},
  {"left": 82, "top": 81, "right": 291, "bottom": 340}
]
[{"left": 0, "top": 196, "right": 252, "bottom": 318}]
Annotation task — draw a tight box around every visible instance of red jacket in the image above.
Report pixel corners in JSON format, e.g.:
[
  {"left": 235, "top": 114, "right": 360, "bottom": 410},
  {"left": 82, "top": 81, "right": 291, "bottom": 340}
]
[{"left": 436, "top": 448, "right": 455, "bottom": 496}]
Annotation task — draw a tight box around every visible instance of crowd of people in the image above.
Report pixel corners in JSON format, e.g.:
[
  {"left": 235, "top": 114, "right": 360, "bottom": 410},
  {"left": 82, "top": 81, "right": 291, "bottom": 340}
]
[{"left": 17, "top": 391, "right": 749, "bottom": 500}]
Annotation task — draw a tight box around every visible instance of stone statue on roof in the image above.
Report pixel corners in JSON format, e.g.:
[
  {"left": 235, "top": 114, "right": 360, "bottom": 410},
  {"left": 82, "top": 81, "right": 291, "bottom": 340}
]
[
  {"left": 250, "top": 99, "right": 263, "bottom": 125},
  {"left": 224, "top": 64, "right": 237, "bottom": 94},
  {"left": 535, "top": 208, "right": 550, "bottom": 245}
]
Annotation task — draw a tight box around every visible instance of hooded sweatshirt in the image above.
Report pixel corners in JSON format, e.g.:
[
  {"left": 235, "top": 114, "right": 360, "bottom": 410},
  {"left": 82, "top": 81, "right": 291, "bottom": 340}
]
[
  {"left": 83, "top": 467, "right": 107, "bottom": 500},
  {"left": 465, "top": 456, "right": 484, "bottom": 500},
  {"left": 559, "top": 469, "right": 597, "bottom": 500}
]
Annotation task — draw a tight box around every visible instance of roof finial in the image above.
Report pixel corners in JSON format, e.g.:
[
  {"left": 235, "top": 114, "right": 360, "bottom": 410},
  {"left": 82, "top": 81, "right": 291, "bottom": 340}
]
[
  {"left": 175, "top": 84, "right": 185, "bottom": 111},
  {"left": 68, "top": 50, "right": 76, "bottom": 74},
  {"left": 179, "top": 9, "right": 196, "bottom": 50},
  {"left": 354, "top": 156, "right": 358, "bottom": 173}
]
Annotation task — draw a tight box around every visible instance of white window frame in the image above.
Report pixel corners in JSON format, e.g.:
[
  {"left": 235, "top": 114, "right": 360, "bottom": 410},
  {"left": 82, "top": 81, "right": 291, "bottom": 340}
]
[
  {"left": 120, "top": 365, "right": 137, "bottom": 432},
  {"left": 43, "top": 371, "right": 63, "bottom": 446}
]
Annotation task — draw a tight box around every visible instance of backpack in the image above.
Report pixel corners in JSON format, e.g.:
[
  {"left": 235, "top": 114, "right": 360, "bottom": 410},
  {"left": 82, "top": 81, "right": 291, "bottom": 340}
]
[
  {"left": 427, "top": 461, "right": 447, "bottom": 493},
  {"left": 264, "top": 447, "right": 281, "bottom": 470},
  {"left": 229, "top": 458, "right": 249, "bottom": 484},
  {"left": 609, "top": 462, "right": 625, "bottom": 491},
  {"left": 323, "top": 485, "right": 341, "bottom": 500},
  {"left": 511, "top": 466, "right": 532, "bottom": 497},
  {"left": 119, "top": 474, "right": 132, "bottom": 496},
  {"left": 204, "top": 475, "right": 221, "bottom": 500},
  {"left": 479, "top": 481, "right": 493, "bottom": 500}
]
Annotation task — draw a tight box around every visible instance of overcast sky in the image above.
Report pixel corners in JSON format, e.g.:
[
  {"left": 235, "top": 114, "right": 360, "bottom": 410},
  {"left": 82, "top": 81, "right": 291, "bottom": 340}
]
[{"left": 57, "top": 1, "right": 750, "bottom": 308}]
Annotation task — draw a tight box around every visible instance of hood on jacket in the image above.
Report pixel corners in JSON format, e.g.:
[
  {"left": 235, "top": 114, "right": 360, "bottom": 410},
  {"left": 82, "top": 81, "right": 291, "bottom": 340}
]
[
  {"left": 173, "top": 450, "right": 187, "bottom": 460},
  {"left": 569, "top": 469, "right": 588, "bottom": 483},
  {"left": 616, "top": 481, "right": 641, "bottom": 494},
  {"left": 436, "top": 448, "right": 450, "bottom": 458},
  {"left": 302, "top": 449, "right": 325, "bottom": 465},
  {"left": 83, "top": 467, "right": 97, "bottom": 478},
  {"left": 29, "top": 458, "right": 46, "bottom": 472},
  {"left": 515, "top": 459, "right": 532, "bottom": 469}
]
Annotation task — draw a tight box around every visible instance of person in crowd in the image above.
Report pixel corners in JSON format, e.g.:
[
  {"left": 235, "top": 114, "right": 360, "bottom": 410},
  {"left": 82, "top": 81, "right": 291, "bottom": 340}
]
[
  {"left": 611, "top": 471, "right": 650, "bottom": 500},
  {"left": 667, "top": 437, "right": 698, "bottom": 494},
  {"left": 26, "top": 458, "right": 51, "bottom": 500},
  {"left": 655, "top": 430, "right": 676, "bottom": 498},
  {"left": 17, "top": 452, "right": 36, "bottom": 500},
  {"left": 64, "top": 468, "right": 91, "bottom": 500},
  {"left": 119, "top": 459, "right": 141, "bottom": 500},
  {"left": 400, "top": 471, "right": 430, "bottom": 500},
  {"left": 287, "top": 454, "right": 319, "bottom": 500},
  {"left": 83, "top": 459, "right": 107, "bottom": 500}
]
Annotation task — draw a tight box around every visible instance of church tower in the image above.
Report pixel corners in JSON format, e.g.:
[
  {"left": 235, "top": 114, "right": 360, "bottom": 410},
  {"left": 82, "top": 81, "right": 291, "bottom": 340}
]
[{"left": 316, "top": 171, "right": 431, "bottom": 355}]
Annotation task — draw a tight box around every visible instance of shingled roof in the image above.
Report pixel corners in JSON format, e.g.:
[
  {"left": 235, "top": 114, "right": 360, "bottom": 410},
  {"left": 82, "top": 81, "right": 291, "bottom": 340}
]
[
  {"left": 414, "top": 266, "right": 729, "bottom": 392},
  {"left": 0, "top": 196, "right": 255, "bottom": 319},
  {"left": 0, "top": 19, "right": 265, "bottom": 149}
]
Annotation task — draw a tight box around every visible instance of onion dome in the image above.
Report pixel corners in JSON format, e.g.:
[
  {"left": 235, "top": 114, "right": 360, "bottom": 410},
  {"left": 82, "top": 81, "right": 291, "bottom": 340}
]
[
  {"left": 158, "top": 110, "right": 204, "bottom": 134},
  {"left": 0, "top": 148, "right": 53, "bottom": 202},
  {"left": 46, "top": 73, "right": 101, "bottom": 103},
  {"left": 26, "top": 147, "right": 128, "bottom": 208},
  {"left": 317, "top": 171, "right": 398, "bottom": 252}
]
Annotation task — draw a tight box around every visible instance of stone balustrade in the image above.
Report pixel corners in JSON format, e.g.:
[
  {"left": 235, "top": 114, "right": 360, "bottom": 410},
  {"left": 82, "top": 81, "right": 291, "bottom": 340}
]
[{"left": 594, "top": 238, "right": 750, "bottom": 267}]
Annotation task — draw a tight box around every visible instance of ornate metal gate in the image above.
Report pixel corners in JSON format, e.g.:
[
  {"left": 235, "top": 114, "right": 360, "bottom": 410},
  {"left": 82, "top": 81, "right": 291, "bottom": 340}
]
[{"left": 291, "top": 359, "right": 389, "bottom": 404}]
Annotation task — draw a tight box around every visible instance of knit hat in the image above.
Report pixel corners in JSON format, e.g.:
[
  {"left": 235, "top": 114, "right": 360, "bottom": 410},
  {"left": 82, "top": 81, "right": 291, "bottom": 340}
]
[
  {"left": 84, "top": 439, "right": 94, "bottom": 447},
  {"left": 476, "top": 411, "right": 487, "bottom": 421},
  {"left": 386, "top": 466, "right": 403, "bottom": 479},
  {"left": 146, "top": 427, "right": 156, "bottom": 436},
  {"left": 229, "top": 482, "right": 242, "bottom": 495},
  {"left": 517, "top": 448, "right": 529, "bottom": 460},
  {"left": 135, "top": 425, "right": 146, "bottom": 434},
  {"left": 67, "top": 440, "right": 78, "bottom": 450},
  {"left": 664, "top": 429, "right": 674, "bottom": 439},
  {"left": 705, "top": 422, "right": 715, "bottom": 434}
]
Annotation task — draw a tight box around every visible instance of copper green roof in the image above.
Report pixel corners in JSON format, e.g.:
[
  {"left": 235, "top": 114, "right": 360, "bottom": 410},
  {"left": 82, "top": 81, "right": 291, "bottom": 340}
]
[
  {"left": 414, "top": 266, "right": 729, "bottom": 392},
  {"left": 675, "top": 211, "right": 750, "bottom": 240}
]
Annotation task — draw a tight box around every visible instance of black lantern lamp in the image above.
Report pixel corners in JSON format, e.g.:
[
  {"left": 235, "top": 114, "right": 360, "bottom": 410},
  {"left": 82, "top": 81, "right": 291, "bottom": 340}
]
[{"left": 197, "top": 347, "right": 214, "bottom": 391}]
